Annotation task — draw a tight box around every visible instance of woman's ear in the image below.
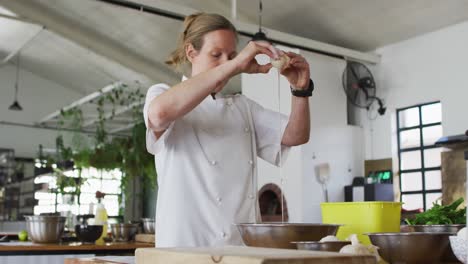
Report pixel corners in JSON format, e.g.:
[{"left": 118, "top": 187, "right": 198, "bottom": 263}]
[{"left": 185, "top": 43, "right": 198, "bottom": 63}]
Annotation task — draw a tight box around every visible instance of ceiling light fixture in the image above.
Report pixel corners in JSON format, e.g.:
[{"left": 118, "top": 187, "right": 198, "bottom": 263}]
[
  {"left": 251, "top": 0, "right": 269, "bottom": 43},
  {"left": 9, "top": 53, "right": 23, "bottom": 111}
]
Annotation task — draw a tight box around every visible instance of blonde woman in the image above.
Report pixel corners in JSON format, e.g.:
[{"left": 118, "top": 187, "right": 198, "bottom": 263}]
[{"left": 144, "top": 13, "right": 313, "bottom": 247}]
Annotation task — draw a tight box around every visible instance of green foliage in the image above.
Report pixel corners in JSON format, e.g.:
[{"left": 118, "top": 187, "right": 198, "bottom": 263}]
[
  {"left": 405, "top": 198, "right": 466, "bottom": 225},
  {"left": 50, "top": 84, "right": 156, "bottom": 206},
  {"left": 54, "top": 167, "right": 84, "bottom": 196}
]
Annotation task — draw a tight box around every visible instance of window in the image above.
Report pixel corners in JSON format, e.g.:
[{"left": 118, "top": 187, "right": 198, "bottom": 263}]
[
  {"left": 397, "top": 102, "right": 442, "bottom": 211},
  {"left": 34, "top": 168, "right": 122, "bottom": 216}
]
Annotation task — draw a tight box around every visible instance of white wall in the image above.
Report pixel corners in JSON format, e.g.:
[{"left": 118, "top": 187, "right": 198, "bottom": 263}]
[
  {"left": 242, "top": 46, "right": 304, "bottom": 222},
  {"left": 300, "top": 51, "right": 364, "bottom": 223},
  {"left": 243, "top": 46, "right": 364, "bottom": 223},
  {"left": 0, "top": 64, "right": 83, "bottom": 157},
  {"left": 363, "top": 20, "right": 468, "bottom": 160}
]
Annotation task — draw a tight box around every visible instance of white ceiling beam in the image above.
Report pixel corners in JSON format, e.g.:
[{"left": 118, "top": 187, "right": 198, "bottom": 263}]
[
  {"left": 235, "top": 21, "right": 380, "bottom": 64},
  {"left": 82, "top": 100, "right": 143, "bottom": 128},
  {"left": 125, "top": 0, "right": 380, "bottom": 64},
  {"left": 0, "top": 25, "right": 44, "bottom": 66},
  {"left": 0, "top": 0, "right": 179, "bottom": 84},
  {"left": 109, "top": 123, "right": 137, "bottom": 134},
  {"left": 0, "top": 12, "right": 35, "bottom": 24},
  {"left": 38, "top": 82, "right": 123, "bottom": 124}
]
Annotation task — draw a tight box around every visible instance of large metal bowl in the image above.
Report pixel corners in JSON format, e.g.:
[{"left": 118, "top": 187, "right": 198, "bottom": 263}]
[
  {"left": 25, "top": 215, "right": 66, "bottom": 243},
  {"left": 110, "top": 223, "right": 138, "bottom": 242},
  {"left": 408, "top": 224, "right": 465, "bottom": 233},
  {"left": 408, "top": 224, "right": 465, "bottom": 262},
  {"left": 367, "top": 232, "right": 453, "bottom": 264},
  {"left": 236, "top": 223, "right": 340, "bottom": 249},
  {"left": 292, "top": 241, "right": 351, "bottom": 252},
  {"left": 141, "top": 218, "right": 155, "bottom": 234}
]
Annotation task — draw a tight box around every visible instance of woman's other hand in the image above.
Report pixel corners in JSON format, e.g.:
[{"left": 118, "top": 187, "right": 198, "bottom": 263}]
[
  {"left": 232, "top": 41, "right": 279, "bottom": 75},
  {"left": 280, "top": 52, "right": 310, "bottom": 89}
]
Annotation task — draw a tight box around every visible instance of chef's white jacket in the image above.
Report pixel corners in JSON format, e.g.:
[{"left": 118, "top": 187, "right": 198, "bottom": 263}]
[{"left": 143, "top": 80, "right": 290, "bottom": 247}]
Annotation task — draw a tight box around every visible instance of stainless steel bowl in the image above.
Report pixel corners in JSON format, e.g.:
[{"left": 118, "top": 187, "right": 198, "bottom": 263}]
[
  {"left": 408, "top": 224, "right": 465, "bottom": 233},
  {"left": 141, "top": 218, "right": 155, "bottom": 234},
  {"left": 236, "top": 223, "right": 340, "bottom": 249},
  {"left": 110, "top": 223, "right": 138, "bottom": 242},
  {"left": 367, "top": 232, "right": 453, "bottom": 263},
  {"left": 407, "top": 224, "right": 465, "bottom": 262},
  {"left": 292, "top": 241, "right": 351, "bottom": 252},
  {"left": 25, "top": 215, "right": 66, "bottom": 243}
]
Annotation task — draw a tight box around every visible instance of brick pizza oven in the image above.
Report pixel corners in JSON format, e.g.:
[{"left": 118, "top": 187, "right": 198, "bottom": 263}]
[{"left": 258, "top": 183, "right": 289, "bottom": 222}]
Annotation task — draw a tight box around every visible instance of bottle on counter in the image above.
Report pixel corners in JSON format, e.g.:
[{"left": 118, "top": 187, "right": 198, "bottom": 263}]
[{"left": 94, "top": 202, "right": 108, "bottom": 244}]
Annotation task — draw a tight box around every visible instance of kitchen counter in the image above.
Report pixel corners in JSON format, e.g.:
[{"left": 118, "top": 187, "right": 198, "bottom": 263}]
[
  {"left": 0, "top": 241, "right": 154, "bottom": 256},
  {"left": 64, "top": 256, "right": 134, "bottom": 264}
]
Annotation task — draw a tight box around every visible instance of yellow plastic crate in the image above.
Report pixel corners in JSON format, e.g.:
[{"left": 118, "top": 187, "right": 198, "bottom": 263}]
[{"left": 321, "top": 202, "right": 402, "bottom": 244}]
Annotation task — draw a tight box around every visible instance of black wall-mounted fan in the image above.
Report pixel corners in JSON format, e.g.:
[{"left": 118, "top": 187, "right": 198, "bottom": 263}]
[{"left": 342, "top": 61, "right": 386, "bottom": 115}]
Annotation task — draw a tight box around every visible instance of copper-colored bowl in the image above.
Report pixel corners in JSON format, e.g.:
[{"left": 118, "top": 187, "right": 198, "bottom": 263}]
[
  {"left": 236, "top": 223, "right": 340, "bottom": 249},
  {"left": 367, "top": 232, "right": 452, "bottom": 264},
  {"left": 292, "top": 241, "right": 351, "bottom": 252}
]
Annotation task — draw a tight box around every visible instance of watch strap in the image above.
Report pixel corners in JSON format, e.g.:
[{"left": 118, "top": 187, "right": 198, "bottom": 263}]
[{"left": 291, "top": 78, "right": 314, "bottom": 97}]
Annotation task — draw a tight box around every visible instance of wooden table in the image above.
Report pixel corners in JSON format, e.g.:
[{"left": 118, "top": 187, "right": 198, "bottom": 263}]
[
  {"left": 136, "top": 246, "right": 377, "bottom": 264},
  {"left": 64, "top": 256, "right": 134, "bottom": 264},
  {"left": 0, "top": 241, "right": 154, "bottom": 256}
]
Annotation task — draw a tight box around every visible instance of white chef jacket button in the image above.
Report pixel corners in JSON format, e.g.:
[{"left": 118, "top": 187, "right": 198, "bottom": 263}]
[
  {"left": 211, "top": 160, "right": 217, "bottom": 166},
  {"left": 217, "top": 197, "right": 222, "bottom": 202},
  {"left": 248, "top": 160, "right": 254, "bottom": 165},
  {"left": 221, "top": 232, "right": 226, "bottom": 238},
  {"left": 244, "top": 127, "right": 250, "bottom": 133},
  {"left": 248, "top": 194, "right": 254, "bottom": 199}
]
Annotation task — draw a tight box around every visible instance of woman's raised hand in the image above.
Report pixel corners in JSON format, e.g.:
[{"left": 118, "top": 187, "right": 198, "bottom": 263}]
[
  {"left": 232, "top": 41, "right": 280, "bottom": 75},
  {"left": 280, "top": 51, "right": 310, "bottom": 89}
]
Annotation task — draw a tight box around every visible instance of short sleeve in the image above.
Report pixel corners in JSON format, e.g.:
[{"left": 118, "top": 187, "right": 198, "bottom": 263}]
[
  {"left": 143, "top": 83, "right": 173, "bottom": 155},
  {"left": 245, "top": 97, "right": 291, "bottom": 167}
]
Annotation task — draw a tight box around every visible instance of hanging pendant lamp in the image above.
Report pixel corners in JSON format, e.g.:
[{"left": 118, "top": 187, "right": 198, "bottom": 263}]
[
  {"left": 252, "top": 0, "right": 270, "bottom": 43},
  {"left": 9, "top": 53, "right": 23, "bottom": 111}
]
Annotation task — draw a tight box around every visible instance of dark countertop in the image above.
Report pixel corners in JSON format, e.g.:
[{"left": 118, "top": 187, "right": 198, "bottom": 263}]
[{"left": 0, "top": 241, "right": 153, "bottom": 256}]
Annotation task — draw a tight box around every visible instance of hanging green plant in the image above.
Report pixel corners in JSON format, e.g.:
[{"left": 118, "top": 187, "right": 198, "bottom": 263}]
[{"left": 50, "top": 82, "right": 157, "bottom": 210}]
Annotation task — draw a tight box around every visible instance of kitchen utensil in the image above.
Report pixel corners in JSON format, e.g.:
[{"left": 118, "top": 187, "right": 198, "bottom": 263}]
[
  {"left": 25, "top": 215, "right": 66, "bottom": 243},
  {"left": 449, "top": 235, "right": 467, "bottom": 263},
  {"left": 75, "top": 224, "right": 103, "bottom": 244},
  {"left": 110, "top": 223, "right": 138, "bottom": 242},
  {"left": 235, "top": 223, "right": 340, "bottom": 249},
  {"left": 314, "top": 163, "right": 330, "bottom": 202},
  {"left": 135, "top": 233, "right": 155, "bottom": 244},
  {"left": 367, "top": 232, "right": 452, "bottom": 263},
  {"left": 141, "top": 218, "right": 155, "bottom": 234},
  {"left": 292, "top": 241, "right": 351, "bottom": 252}
]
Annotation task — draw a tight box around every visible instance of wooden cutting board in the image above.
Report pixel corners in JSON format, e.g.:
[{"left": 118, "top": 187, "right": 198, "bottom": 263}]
[
  {"left": 135, "top": 234, "right": 155, "bottom": 244},
  {"left": 136, "top": 246, "right": 377, "bottom": 264}
]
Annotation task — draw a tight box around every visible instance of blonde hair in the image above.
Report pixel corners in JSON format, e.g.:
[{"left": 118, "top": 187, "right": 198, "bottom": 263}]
[{"left": 166, "top": 13, "right": 238, "bottom": 72}]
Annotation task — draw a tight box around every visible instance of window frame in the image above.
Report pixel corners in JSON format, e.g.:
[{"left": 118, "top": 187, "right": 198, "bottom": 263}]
[
  {"left": 396, "top": 101, "right": 442, "bottom": 211},
  {"left": 34, "top": 168, "right": 122, "bottom": 216}
]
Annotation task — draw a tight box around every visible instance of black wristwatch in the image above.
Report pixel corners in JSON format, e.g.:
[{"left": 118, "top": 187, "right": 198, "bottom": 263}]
[{"left": 290, "top": 78, "right": 314, "bottom": 97}]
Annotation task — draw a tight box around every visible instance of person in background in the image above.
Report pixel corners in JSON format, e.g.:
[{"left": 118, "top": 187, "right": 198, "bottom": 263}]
[{"left": 143, "top": 12, "right": 313, "bottom": 247}]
